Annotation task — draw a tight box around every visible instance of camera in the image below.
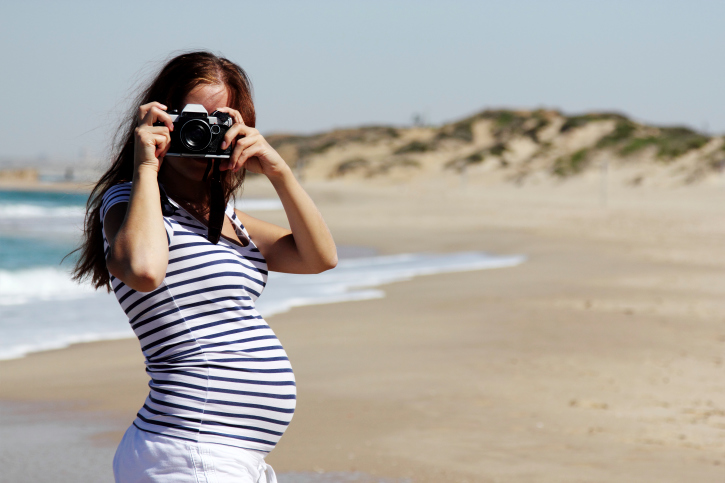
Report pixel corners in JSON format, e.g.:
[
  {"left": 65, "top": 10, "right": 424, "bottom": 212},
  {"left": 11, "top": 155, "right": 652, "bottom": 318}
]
[{"left": 158, "top": 104, "right": 234, "bottom": 158}]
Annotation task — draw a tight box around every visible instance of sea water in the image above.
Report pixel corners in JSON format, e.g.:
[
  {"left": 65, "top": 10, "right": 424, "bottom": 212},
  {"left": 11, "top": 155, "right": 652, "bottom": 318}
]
[{"left": 0, "top": 189, "right": 525, "bottom": 360}]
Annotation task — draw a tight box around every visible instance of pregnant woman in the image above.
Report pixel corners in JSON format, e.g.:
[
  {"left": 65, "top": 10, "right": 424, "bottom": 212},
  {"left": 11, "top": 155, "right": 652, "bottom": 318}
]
[{"left": 72, "top": 51, "right": 337, "bottom": 482}]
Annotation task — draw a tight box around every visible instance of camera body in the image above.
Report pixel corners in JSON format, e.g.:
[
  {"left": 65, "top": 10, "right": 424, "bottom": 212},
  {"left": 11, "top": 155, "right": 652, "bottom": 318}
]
[{"left": 158, "top": 104, "right": 234, "bottom": 158}]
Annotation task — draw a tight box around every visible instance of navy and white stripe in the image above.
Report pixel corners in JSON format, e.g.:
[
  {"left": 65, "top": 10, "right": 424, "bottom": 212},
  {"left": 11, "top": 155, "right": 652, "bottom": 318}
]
[{"left": 100, "top": 182, "right": 295, "bottom": 453}]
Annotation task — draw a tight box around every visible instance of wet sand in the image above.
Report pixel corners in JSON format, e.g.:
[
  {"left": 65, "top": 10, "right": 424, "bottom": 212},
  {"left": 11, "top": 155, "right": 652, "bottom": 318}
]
[{"left": 2, "top": 176, "right": 725, "bottom": 482}]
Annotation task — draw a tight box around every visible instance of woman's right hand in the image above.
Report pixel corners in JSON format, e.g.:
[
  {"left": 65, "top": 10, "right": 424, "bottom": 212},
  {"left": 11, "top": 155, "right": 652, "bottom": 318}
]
[{"left": 134, "top": 102, "right": 174, "bottom": 173}]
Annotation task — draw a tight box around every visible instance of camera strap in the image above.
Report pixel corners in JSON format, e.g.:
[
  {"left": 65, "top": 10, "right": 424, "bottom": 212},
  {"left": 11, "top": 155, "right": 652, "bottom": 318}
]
[
  {"left": 206, "top": 159, "right": 225, "bottom": 245},
  {"left": 158, "top": 182, "right": 178, "bottom": 217},
  {"left": 201, "top": 159, "right": 213, "bottom": 183}
]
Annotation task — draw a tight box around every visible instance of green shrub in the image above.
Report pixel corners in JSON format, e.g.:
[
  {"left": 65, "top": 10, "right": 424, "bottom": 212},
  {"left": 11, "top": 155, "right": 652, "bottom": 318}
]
[
  {"left": 560, "top": 112, "right": 629, "bottom": 133},
  {"left": 656, "top": 127, "right": 709, "bottom": 158},
  {"left": 444, "top": 144, "right": 507, "bottom": 172},
  {"left": 619, "top": 127, "right": 709, "bottom": 159},
  {"left": 620, "top": 137, "right": 657, "bottom": 156},
  {"left": 552, "top": 149, "right": 589, "bottom": 177},
  {"left": 334, "top": 158, "right": 369, "bottom": 176},
  {"left": 560, "top": 116, "right": 591, "bottom": 133},
  {"left": 436, "top": 120, "right": 475, "bottom": 143},
  {"left": 394, "top": 140, "right": 432, "bottom": 154},
  {"left": 596, "top": 121, "right": 636, "bottom": 148},
  {"left": 465, "top": 152, "right": 484, "bottom": 163},
  {"left": 489, "top": 143, "right": 507, "bottom": 156},
  {"left": 489, "top": 111, "right": 548, "bottom": 140},
  {"left": 310, "top": 140, "right": 337, "bottom": 154},
  {"left": 494, "top": 111, "right": 516, "bottom": 127},
  {"left": 450, "top": 122, "right": 475, "bottom": 142}
]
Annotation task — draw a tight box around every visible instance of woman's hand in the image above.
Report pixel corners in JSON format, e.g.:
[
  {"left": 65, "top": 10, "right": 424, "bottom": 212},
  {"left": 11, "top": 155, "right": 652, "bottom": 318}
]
[
  {"left": 134, "top": 102, "right": 174, "bottom": 173},
  {"left": 215, "top": 107, "right": 289, "bottom": 179},
  {"left": 104, "top": 101, "right": 174, "bottom": 292},
  {"left": 213, "top": 108, "right": 336, "bottom": 274}
]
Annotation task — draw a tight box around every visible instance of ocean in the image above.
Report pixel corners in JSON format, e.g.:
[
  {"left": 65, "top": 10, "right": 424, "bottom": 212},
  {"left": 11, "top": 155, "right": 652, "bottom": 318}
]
[{"left": 0, "top": 188, "right": 525, "bottom": 360}]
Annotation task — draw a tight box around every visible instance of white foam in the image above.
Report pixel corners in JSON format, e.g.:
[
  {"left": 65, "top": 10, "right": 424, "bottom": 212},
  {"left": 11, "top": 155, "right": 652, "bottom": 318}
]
[
  {"left": 234, "top": 198, "right": 283, "bottom": 211},
  {"left": 0, "top": 267, "right": 96, "bottom": 305},
  {"left": 0, "top": 251, "right": 525, "bottom": 360},
  {"left": 0, "top": 199, "right": 275, "bottom": 219},
  {"left": 0, "top": 289, "right": 133, "bottom": 360},
  {"left": 0, "top": 331, "right": 133, "bottom": 361},
  {"left": 0, "top": 204, "right": 85, "bottom": 219},
  {"left": 255, "top": 252, "right": 525, "bottom": 318}
]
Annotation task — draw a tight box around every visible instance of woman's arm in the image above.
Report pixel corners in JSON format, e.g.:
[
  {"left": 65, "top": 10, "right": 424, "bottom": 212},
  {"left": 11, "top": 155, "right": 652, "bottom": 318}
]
[
  {"left": 235, "top": 166, "right": 337, "bottom": 274},
  {"left": 216, "top": 107, "right": 337, "bottom": 274},
  {"left": 104, "top": 102, "right": 174, "bottom": 291}
]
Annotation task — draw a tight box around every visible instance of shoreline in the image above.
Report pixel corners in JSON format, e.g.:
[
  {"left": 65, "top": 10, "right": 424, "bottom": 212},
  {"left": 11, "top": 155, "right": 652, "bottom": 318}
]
[
  {"left": 2, "top": 179, "right": 725, "bottom": 481},
  {"left": 0, "top": 250, "right": 524, "bottom": 362},
  {"left": 0, "top": 180, "right": 94, "bottom": 193}
]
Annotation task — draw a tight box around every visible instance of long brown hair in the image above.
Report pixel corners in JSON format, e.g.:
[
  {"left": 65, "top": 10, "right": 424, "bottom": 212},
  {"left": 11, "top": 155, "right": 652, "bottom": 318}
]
[{"left": 72, "top": 51, "right": 255, "bottom": 290}]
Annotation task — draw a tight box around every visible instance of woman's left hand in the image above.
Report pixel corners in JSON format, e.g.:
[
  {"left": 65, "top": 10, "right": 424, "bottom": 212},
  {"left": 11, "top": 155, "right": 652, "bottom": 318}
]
[{"left": 215, "top": 107, "right": 289, "bottom": 179}]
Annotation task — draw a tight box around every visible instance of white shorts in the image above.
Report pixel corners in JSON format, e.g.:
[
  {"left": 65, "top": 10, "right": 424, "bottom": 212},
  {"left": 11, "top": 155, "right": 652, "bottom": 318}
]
[{"left": 113, "top": 424, "right": 277, "bottom": 483}]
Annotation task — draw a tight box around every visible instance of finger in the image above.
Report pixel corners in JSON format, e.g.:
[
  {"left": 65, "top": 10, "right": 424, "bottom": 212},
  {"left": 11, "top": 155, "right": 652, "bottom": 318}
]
[
  {"left": 137, "top": 102, "right": 167, "bottom": 122},
  {"left": 153, "top": 132, "right": 171, "bottom": 158},
  {"left": 138, "top": 102, "right": 166, "bottom": 121},
  {"left": 135, "top": 126, "right": 171, "bottom": 151},
  {"left": 220, "top": 124, "right": 256, "bottom": 151},
  {"left": 224, "top": 136, "right": 247, "bottom": 171},
  {"left": 227, "top": 134, "right": 268, "bottom": 171},
  {"left": 233, "top": 134, "right": 261, "bottom": 153},
  {"left": 159, "top": 129, "right": 172, "bottom": 159},
  {"left": 158, "top": 142, "right": 171, "bottom": 160},
  {"left": 139, "top": 125, "right": 171, "bottom": 136},
  {"left": 225, "top": 133, "right": 261, "bottom": 171},
  {"left": 215, "top": 107, "right": 245, "bottom": 125},
  {"left": 141, "top": 106, "right": 174, "bottom": 130},
  {"left": 139, "top": 106, "right": 174, "bottom": 130},
  {"left": 220, "top": 124, "right": 245, "bottom": 152},
  {"left": 234, "top": 144, "right": 265, "bottom": 172}
]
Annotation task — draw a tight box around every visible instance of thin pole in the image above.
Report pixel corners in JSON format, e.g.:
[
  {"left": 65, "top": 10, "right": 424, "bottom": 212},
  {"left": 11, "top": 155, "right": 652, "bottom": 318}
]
[{"left": 600, "top": 158, "right": 609, "bottom": 208}]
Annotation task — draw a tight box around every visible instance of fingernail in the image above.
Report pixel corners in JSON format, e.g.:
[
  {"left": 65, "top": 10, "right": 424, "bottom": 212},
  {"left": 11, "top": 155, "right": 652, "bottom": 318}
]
[{"left": 221, "top": 141, "right": 227, "bottom": 150}]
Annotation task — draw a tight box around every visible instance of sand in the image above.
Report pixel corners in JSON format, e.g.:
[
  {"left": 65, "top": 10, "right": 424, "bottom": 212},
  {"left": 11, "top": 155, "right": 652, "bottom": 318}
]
[{"left": 2, "top": 175, "right": 725, "bottom": 482}]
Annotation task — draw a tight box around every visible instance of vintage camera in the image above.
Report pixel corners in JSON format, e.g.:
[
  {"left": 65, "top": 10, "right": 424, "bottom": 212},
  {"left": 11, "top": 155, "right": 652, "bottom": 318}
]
[{"left": 159, "top": 104, "right": 234, "bottom": 158}]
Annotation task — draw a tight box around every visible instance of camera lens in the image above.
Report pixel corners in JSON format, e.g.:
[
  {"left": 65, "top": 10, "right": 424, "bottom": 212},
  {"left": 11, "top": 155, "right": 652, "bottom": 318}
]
[{"left": 180, "top": 119, "right": 212, "bottom": 152}]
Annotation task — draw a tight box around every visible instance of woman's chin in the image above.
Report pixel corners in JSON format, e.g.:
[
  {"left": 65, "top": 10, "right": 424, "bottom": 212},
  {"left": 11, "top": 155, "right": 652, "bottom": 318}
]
[{"left": 162, "top": 157, "right": 210, "bottom": 182}]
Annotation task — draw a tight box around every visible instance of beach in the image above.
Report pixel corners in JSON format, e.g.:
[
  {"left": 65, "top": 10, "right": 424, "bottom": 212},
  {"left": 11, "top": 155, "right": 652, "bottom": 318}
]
[{"left": 1, "top": 175, "right": 725, "bottom": 482}]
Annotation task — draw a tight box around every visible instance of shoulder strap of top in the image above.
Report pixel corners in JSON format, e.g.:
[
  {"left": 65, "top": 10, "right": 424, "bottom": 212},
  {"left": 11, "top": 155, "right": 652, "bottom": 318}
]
[
  {"left": 226, "top": 203, "right": 250, "bottom": 247},
  {"left": 158, "top": 182, "right": 180, "bottom": 216}
]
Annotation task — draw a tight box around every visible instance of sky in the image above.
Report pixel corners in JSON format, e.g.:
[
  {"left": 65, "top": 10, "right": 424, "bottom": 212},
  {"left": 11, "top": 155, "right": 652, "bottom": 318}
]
[{"left": 0, "top": 1, "right": 723, "bottom": 163}]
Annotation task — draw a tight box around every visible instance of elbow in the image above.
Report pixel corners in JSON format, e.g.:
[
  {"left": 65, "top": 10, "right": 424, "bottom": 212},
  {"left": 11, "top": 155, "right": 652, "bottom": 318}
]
[
  {"left": 107, "top": 256, "right": 166, "bottom": 292},
  {"left": 126, "top": 269, "right": 165, "bottom": 292},
  {"left": 315, "top": 251, "right": 338, "bottom": 273},
  {"left": 326, "top": 252, "right": 338, "bottom": 270}
]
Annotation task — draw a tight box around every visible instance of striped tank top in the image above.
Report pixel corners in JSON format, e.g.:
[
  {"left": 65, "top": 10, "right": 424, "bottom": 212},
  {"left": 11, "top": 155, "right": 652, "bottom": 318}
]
[{"left": 100, "top": 182, "right": 296, "bottom": 453}]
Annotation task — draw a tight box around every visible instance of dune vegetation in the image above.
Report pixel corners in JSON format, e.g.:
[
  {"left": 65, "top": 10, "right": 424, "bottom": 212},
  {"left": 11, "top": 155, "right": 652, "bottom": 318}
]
[{"left": 267, "top": 109, "right": 724, "bottom": 186}]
